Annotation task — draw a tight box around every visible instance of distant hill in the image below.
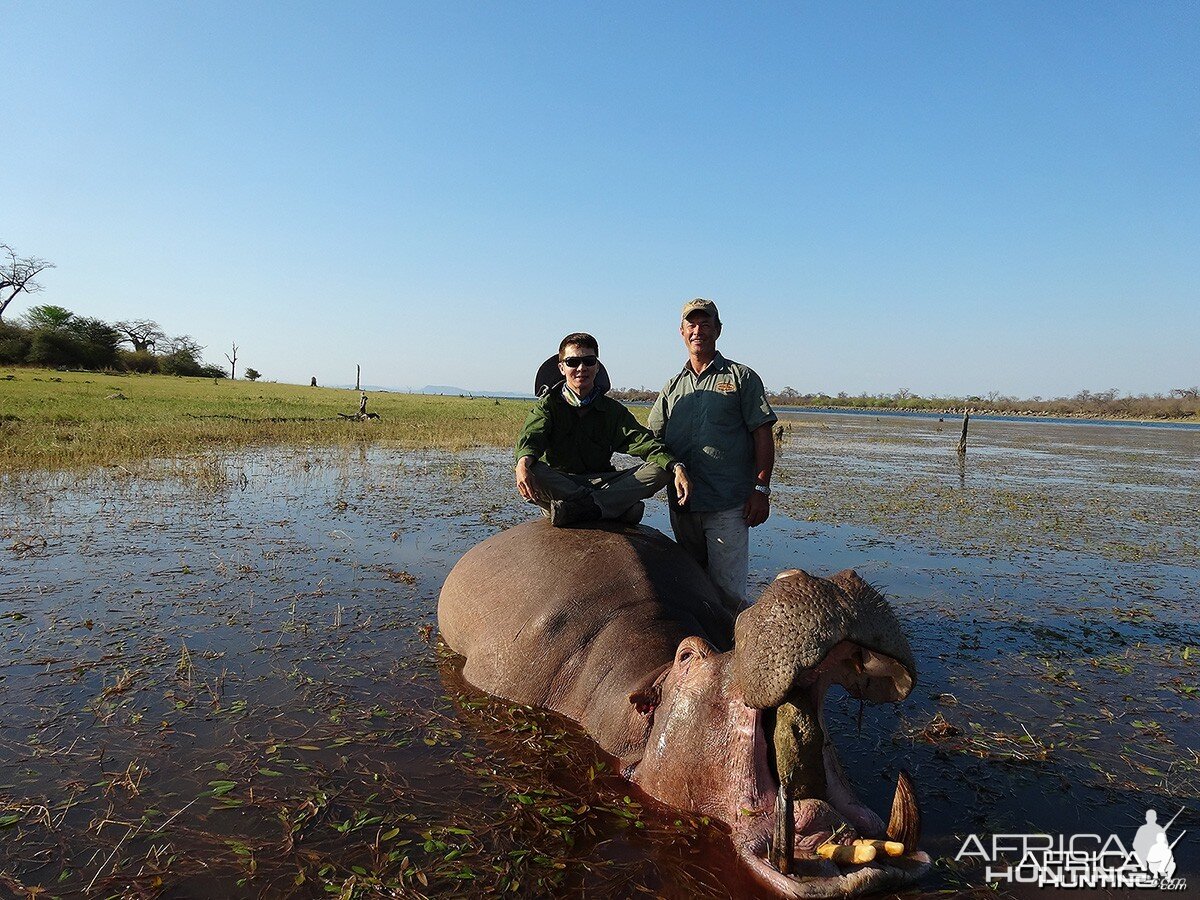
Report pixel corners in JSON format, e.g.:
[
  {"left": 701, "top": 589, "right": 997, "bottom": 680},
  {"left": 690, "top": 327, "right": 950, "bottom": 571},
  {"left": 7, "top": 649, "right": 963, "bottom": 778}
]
[
  {"left": 329, "top": 383, "right": 532, "bottom": 398},
  {"left": 418, "top": 385, "right": 534, "bottom": 399}
]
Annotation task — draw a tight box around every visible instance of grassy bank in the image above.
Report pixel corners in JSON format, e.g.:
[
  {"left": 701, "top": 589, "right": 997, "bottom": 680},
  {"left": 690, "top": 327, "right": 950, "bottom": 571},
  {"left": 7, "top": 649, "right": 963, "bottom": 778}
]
[{"left": 0, "top": 368, "right": 533, "bottom": 474}]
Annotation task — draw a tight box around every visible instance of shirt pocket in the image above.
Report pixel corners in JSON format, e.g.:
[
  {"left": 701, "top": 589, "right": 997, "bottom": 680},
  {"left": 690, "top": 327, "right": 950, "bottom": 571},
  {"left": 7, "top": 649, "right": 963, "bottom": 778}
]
[{"left": 701, "top": 385, "right": 744, "bottom": 430}]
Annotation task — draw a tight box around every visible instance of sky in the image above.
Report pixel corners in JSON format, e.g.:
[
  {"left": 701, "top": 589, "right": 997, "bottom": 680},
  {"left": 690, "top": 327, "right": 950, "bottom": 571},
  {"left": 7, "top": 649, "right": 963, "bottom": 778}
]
[{"left": 3, "top": 2, "right": 1197, "bottom": 398}]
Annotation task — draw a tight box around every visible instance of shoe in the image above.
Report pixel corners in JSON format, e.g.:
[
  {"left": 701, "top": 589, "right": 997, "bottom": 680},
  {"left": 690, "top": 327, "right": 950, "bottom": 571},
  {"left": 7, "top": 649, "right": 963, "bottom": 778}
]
[
  {"left": 616, "top": 501, "right": 645, "bottom": 526},
  {"left": 549, "top": 496, "right": 602, "bottom": 527}
]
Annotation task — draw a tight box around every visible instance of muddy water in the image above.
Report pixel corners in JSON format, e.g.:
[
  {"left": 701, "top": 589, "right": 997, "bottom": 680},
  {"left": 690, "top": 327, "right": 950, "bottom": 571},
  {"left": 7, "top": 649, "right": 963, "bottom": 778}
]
[{"left": 1, "top": 413, "right": 1197, "bottom": 898}]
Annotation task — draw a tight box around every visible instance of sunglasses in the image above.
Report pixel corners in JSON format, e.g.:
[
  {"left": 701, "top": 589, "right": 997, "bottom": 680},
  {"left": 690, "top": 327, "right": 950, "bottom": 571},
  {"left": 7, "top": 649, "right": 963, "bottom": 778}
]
[{"left": 562, "top": 356, "right": 599, "bottom": 369}]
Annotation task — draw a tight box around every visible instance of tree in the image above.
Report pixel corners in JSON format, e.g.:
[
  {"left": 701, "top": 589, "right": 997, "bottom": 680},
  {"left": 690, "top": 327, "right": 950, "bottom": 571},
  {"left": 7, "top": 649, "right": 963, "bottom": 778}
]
[
  {"left": 225, "top": 342, "right": 238, "bottom": 379},
  {"left": 66, "top": 317, "right": 121, "bottom": 369},
  {"left": 160, "top": 335, "right": 206, "bottom": 376},
  {"left": 244, "top": 367, "right": 261, "bottom": 381},
  {"left": 165, "top": 334, "right": 203, "bottom": 357},
  {"left": 0, "top": 243, "right": 55, "bottom": 321},
  {"left": 21, "top": 304, "right": 74, "bottom": 331},
  {"left": 114, "top": 319, "right": 166, "bottom": 353},
  {"left": 20, "top": 307, "right": 120, "bottom": 369}
]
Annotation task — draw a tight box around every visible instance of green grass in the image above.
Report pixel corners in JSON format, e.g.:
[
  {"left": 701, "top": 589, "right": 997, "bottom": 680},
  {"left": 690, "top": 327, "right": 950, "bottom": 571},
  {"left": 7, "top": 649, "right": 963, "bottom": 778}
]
[{"left": 0, "top": 368, "right": 533, "bottom": 473}]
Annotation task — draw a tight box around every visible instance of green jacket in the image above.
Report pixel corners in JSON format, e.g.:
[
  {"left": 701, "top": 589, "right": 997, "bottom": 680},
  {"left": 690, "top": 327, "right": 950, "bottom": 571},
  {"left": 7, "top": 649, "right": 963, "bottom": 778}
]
[{"left": 514, "top": 385, "right": 675, "bottom": 474}]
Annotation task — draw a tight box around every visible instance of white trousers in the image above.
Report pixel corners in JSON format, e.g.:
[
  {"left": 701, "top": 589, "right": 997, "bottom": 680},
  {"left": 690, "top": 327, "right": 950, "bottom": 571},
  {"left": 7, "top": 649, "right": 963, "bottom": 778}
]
[{"left": 669, "top": 504, "right": 749, "bottom": 615}]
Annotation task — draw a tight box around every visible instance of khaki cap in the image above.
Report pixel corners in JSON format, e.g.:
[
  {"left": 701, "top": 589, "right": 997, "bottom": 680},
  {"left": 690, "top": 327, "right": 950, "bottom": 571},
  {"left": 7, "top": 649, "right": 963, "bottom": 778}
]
[{"left": 681, "top": 298, "right": 719, "bottom": 322}]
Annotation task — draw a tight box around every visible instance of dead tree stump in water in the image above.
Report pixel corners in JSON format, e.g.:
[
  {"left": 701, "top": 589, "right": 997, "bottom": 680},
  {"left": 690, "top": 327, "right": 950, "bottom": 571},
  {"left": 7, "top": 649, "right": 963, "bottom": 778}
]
[
  {"left": 338, "top": 392, "right": 379, "bottom": 421},
  {"left": 956, "top": 410, "right": 970, "bottom": 455}
]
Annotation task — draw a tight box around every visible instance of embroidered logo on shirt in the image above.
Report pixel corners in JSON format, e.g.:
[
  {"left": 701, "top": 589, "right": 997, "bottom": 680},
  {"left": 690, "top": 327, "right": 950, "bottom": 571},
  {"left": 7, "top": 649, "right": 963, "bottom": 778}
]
[{"left": 715, "top": 379, "right": 736, "bottom": 394}]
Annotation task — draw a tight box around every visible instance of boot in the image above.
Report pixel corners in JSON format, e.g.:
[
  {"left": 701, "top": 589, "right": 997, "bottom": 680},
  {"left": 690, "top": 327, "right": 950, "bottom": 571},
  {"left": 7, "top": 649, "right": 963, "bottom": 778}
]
[{"left": 549, "top": 496, "right": 602, "bottom": 527}]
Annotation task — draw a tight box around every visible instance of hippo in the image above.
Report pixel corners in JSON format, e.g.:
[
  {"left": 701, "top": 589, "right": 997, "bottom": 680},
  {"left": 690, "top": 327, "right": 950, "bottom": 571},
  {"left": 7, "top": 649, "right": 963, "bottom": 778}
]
[{"left": 438, "top": 520, "right": 931, "bottom": 897}]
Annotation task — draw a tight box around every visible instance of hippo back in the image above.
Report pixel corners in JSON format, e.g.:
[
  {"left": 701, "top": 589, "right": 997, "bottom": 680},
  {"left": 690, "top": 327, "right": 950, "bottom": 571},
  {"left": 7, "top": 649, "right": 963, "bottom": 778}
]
[{"left": 438, "top": 519, "right": 733, "bottom": 760}]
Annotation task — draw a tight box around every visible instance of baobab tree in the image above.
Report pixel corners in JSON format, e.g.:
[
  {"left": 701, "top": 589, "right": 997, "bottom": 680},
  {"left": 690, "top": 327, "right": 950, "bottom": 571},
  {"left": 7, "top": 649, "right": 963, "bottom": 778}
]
[
  {"left": 0, "top": 242, "right": 55, "bottom": 321},
  {"left": 113, "top": 319, "right": 167, "bottom": 353}
]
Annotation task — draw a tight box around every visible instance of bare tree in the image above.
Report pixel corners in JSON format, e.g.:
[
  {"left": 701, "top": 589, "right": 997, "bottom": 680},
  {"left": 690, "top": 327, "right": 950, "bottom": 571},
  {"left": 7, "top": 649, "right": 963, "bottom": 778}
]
[
  {"left": 114, "top": 319, "right": 167, "bottom": 353},
  {"left": 225, "top": 342, "right": 238, "bottom": 380},
  {"left": 166, "top": 334, "right": 204, "bottom": 357},
  {"left": 1, "top": 243, "right": 55, "bottom": 321}
]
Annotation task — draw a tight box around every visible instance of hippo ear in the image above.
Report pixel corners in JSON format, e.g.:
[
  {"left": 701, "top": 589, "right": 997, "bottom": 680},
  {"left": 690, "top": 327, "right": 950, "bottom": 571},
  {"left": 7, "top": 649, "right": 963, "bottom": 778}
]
[
  {"left": 628, "top": 664, "right": 670, "bottom": 717},
  {"left": 629, "top": 686, "right": 660, "bottom": 716}
]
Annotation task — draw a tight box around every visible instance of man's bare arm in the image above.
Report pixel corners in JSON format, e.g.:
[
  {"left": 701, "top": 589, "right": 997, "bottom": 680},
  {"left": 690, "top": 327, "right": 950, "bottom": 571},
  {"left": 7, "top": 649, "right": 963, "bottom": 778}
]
[{"left": 742, "top": 423, "right": 775, "bottom": 527}]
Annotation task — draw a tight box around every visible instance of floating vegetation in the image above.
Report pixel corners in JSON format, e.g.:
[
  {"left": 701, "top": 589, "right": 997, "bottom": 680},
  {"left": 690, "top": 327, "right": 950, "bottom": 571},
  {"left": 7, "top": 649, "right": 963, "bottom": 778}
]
[{"left": 1, "top": 416, "right": 1198, "bottom": 896}]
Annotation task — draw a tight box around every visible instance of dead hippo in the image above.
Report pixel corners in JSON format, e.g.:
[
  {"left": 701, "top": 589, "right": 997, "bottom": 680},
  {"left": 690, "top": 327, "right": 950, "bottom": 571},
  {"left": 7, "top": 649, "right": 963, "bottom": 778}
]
[{"left": 437, "top": 520, "right": 931, "bottom": 897}]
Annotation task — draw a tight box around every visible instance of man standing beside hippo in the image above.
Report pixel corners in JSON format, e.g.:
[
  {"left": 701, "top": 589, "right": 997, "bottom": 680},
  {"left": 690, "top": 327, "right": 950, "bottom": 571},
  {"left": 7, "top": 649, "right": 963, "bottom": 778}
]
[
  {"left": 515, "top": 332, "right": 691, "bottom": 527},
  {"left": 649, "top": 299, "right": 777, "bottom": 614}
]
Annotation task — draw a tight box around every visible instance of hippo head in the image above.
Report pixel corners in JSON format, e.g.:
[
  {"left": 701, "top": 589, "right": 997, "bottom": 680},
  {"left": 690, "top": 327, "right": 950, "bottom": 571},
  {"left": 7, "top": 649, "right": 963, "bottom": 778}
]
[{"left": 627, "top": 569, "right": 930, "bottom": 897}]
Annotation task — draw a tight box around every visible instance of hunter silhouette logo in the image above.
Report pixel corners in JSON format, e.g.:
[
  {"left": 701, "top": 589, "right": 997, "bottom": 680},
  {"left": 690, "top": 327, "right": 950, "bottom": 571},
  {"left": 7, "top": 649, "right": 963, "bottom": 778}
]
[
  {"left": 956, "top": 806, "right": 1188, "bottom": 890},
  {"left": 1134, "top": 808, "right": 1184, "bottom": 881}
]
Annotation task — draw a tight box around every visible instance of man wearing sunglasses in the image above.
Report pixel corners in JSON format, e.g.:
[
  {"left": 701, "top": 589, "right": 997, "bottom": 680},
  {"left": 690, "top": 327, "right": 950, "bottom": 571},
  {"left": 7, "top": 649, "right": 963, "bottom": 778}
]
[
  {"left": 515, "top": 332, "right": 690, "bottom": 527},
  {"left": 649, "top": 299, "right": 777, "bottom": 614}
]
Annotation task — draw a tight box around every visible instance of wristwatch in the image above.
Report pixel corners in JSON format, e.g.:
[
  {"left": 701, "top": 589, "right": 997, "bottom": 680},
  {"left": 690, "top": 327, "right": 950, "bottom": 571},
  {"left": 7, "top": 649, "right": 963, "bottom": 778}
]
[{"left": 754, "top": 483, "right": 771, "bottom": 497}]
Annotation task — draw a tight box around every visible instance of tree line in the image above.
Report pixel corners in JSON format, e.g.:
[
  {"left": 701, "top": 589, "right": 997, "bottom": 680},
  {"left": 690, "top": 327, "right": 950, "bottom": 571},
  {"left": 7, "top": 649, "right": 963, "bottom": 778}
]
[
  {"left": 610, "top": 385, "right": 1199, "bottom": 420},
  {"left": 0, "top": 305, "right": 228, "bottom": 378},
  {"left": 1, "top": 241, "right": 258, "bottom": 379}
]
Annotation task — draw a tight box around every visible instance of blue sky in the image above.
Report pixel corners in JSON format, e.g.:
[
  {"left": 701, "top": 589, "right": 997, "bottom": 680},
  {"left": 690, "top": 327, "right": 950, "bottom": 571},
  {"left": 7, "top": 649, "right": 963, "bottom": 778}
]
[{"left": 3, "top": 2, "right": 1196, "bottom": 397}]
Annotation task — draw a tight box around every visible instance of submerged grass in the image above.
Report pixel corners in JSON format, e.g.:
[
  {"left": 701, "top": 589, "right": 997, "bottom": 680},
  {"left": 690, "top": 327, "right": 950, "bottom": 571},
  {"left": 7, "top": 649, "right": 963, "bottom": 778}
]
[{"left": 0, "top": 368, "right": 530, "bottom": 473}]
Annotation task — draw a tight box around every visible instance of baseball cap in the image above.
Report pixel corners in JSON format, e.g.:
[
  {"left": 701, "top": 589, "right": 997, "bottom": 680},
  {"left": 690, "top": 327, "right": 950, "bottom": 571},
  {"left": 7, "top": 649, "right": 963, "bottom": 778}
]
[{"left": 681, "top": 298, "right": 719, "bottom": 322}]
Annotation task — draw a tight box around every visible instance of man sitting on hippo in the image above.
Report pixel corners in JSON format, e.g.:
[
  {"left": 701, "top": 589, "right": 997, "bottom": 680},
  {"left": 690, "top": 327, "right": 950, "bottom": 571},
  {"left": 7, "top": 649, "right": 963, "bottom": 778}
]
[{"left": 514, "top": 332, "right": 691, "bottom": 527}]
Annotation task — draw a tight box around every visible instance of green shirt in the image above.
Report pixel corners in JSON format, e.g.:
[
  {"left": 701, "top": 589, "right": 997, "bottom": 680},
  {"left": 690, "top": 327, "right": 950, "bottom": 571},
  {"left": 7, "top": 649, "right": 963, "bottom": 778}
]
[
  {"left": 514, "top": 387, "right": 675, "bottom": 474},
  {"left": 648, "top": 352, "right": 776, "bottom": 513}
]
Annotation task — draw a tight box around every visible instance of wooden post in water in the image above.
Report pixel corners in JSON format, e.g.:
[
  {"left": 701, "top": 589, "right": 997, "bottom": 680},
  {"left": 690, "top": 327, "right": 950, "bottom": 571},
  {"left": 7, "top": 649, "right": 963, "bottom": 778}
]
[{"left": 956, "top": 410, "right": 970, "bottom": 455}]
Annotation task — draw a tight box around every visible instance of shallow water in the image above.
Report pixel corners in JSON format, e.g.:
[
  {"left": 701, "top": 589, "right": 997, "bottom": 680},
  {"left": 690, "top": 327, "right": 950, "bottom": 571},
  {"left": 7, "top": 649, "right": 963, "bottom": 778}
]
[{"left": 1, "top": 413, "right": 1197, "bottom": 898}]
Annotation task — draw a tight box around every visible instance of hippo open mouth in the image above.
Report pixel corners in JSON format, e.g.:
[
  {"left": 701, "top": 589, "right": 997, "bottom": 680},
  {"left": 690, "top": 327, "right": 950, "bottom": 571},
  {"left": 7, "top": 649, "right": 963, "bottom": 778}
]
[
  {"left": 440, "top": 521, "right": 930, "bottom": 898},
  {"left": 728, "top": 683, "right": 929, "bottom": 896},
  {"left": 729, "top": 569, "right": 932, "bottom": 897}
]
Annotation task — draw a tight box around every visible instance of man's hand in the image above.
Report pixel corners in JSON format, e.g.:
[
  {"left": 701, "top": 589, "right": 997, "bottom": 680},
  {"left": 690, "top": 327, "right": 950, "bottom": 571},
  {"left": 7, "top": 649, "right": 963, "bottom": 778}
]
[
  {"left": 673, "top": 464, "right": 691, "bottom": 507},
  {"left": 515, "top": 457, "right": 541, "bottom": 503},
  {"left": 743, "top": 489, "right": 770, "bottom": 527}
]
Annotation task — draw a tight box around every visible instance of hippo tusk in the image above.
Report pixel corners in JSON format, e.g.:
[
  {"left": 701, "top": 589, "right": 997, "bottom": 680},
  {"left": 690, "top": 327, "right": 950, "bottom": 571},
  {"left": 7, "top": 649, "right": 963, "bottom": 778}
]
[
  {"left": 886, "top": 770, "right": 921, "bottom": 849},
  {"left": 769, "top": 782, "right": 794, "bottom": 874}
]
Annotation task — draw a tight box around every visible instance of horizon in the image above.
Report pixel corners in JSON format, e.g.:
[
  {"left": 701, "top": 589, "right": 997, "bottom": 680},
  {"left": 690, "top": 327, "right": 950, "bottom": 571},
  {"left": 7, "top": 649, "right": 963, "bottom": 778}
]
[{"left": 4, "top": 3, "right": 1196, "bottom": 399}]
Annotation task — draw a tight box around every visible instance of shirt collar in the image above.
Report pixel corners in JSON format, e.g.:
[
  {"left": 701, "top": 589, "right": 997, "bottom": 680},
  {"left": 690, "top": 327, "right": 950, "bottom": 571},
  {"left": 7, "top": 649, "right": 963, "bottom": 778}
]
[{"left": 683, "top": 350, "right": 727, "bottom": 378}]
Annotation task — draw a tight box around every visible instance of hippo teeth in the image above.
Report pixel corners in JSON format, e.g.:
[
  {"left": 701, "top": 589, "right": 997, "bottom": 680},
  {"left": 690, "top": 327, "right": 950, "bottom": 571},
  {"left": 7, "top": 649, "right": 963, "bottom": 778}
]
[
  {"left": 768, "top": 783, "right": 794, "bottom": 875},
  {"left": 763, "top": 770, "right": 922, "bottom": 877},
  {"left": 886, "top": 770, "right": 921, "bottom": 849}
]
